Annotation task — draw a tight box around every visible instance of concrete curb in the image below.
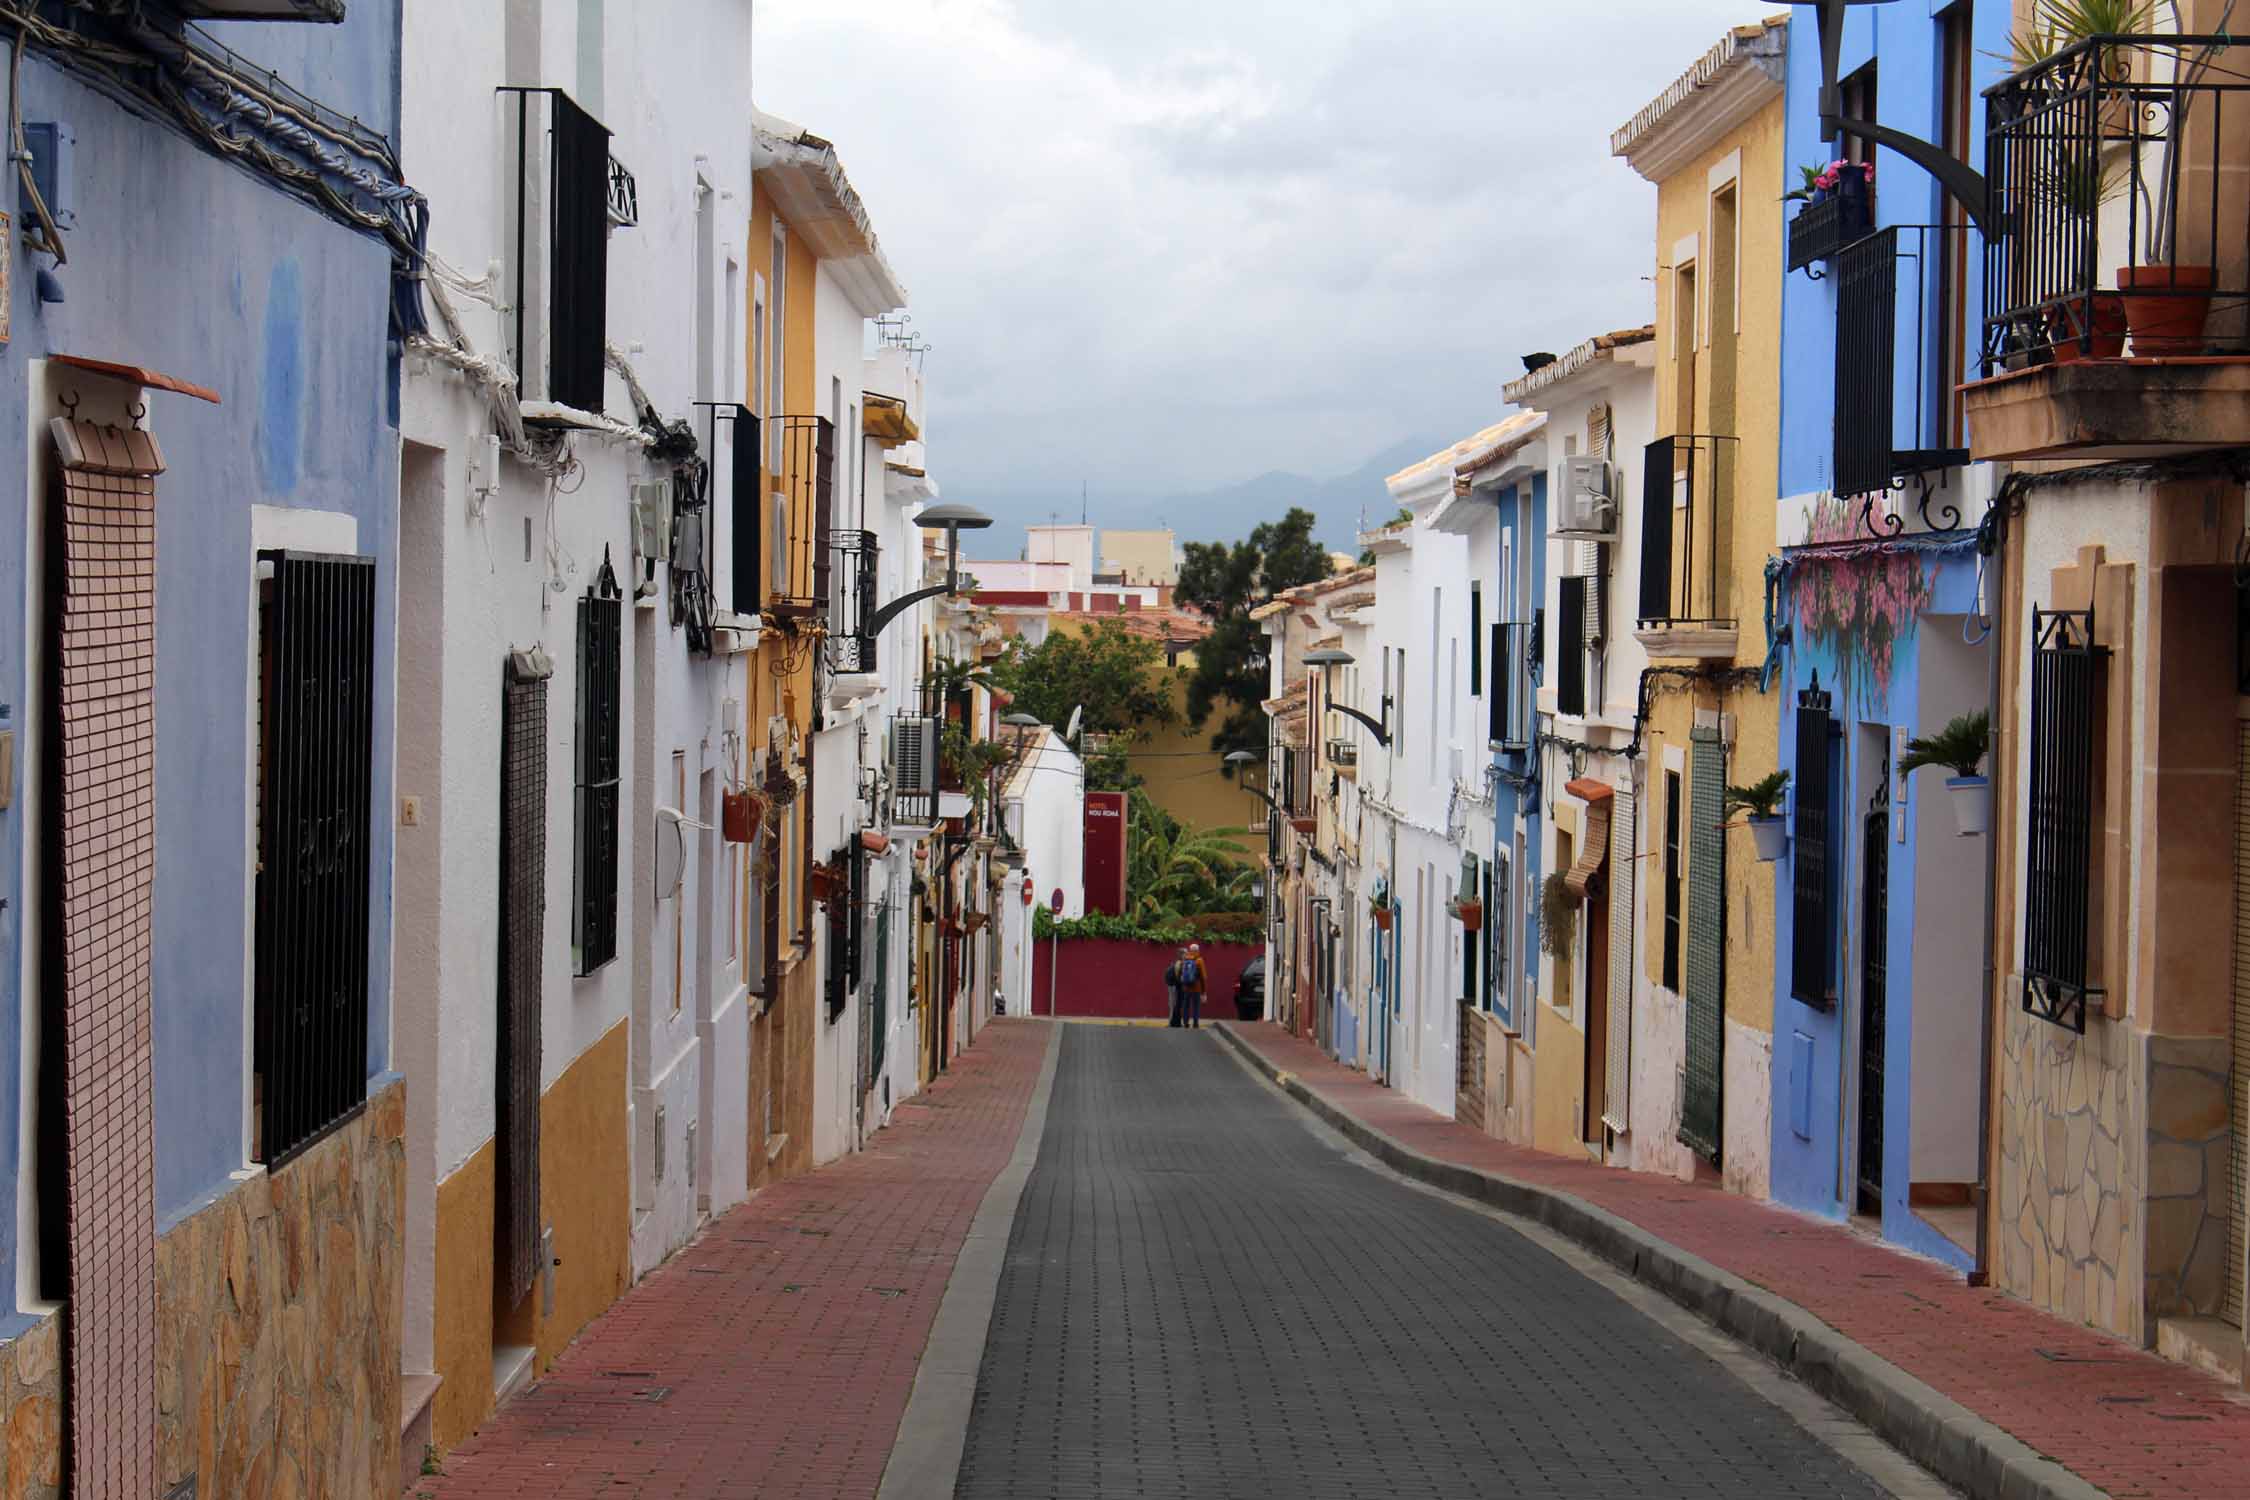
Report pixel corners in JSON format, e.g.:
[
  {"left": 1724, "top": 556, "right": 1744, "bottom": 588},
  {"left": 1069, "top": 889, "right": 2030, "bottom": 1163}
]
[
  {"left": 877, "top": 1020, "right": 1064, "bottom": 1500},
  {"left": 1213, "top": 1023, "right": 2108, "bottom": 1500}
]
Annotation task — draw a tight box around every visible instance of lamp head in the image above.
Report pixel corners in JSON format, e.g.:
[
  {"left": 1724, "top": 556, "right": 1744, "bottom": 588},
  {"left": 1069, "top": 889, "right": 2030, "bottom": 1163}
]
[
  {"left": 916, "top": 503, "right": 993, "bottom": 532},
  {"left": 1001, "top": 712, "right": 1041, "bottom": 729},
  {"left": 1302, "top": 648, "right": 1353, "bottom": 667}
]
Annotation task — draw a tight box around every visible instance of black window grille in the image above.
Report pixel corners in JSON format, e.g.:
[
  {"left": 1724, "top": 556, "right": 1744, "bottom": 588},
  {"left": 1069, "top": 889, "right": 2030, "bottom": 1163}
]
[
  {"left": 768, "top": 416, "right": 835, "bottom": 615},
  {"left": 828, "top": 529, "right": 880, "bottom": 673},
  {"left": 1662, "top": 769, "right": 1682, "bottom": 991},
  {"left": 2024, "top": 607, "right": 2105, "bottom": 1033},
  {"left": 1557, "top": 578, "right": 1587, "bottom": 717},
  {"left": 254, "top": 551, "right": 376, "bottom": 1165},
  {"left": 501, "top": 88, "right": 612, "bottom": 414},
  {"left": 573, "top": 552, "right": 623, "bottom": 975},
  {"left": 1791, "top": 678, "right": 1837, "bottom": 1007},
  {"left": 1488, "top": 621, "right": 1505, "bottom": 745},
  {"left": 498, "top": 652, "right": 550, "bottom": 1307},
  {"left": 733, "top": 407, "right": 761, "bottom": 615},
  {"left": 870, "top": 901, "right": 891, "bottom": 1074},
  {"left": 825, "top": 839, "right": 867, "bottom": 1021}
]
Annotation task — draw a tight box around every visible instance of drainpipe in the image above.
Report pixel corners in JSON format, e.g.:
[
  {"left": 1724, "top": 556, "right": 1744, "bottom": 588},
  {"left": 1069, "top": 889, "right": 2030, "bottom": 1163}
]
[{"left": 1970, "top": 473, "right": 2023, "bottom": 1288}]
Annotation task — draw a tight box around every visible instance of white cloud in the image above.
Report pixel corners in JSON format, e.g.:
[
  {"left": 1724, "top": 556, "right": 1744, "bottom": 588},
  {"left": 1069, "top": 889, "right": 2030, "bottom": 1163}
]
[{"left": 754, "top": 0, "right": 1779, "bottom": 506}]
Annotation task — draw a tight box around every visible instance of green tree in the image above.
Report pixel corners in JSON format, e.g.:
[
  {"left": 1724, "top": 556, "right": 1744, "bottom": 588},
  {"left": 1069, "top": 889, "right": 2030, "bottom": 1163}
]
[
  {"left": 1122, "top": 790, "right": 1259, "bottom": 922},
  {"left": 986, "top": 623, "right": 1178, "bottom": 738},
  {"left": 1176, "top": 507, "right": 1331, "bottom": 763}
]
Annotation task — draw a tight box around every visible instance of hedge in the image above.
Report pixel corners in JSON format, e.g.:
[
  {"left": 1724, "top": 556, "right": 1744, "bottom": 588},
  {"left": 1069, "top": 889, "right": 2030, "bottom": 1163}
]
[{"left": 1032, "top": 908, "right": 1262, "bottom": 946}]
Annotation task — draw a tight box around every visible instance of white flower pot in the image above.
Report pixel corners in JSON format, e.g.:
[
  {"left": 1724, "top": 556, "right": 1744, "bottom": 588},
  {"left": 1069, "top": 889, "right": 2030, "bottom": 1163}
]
[
  {"left": 1947, "top": 775, "right": 1990, "bottom": 837},
  {"left": 1748, "top": 815, "right": 1787, "bottom": 862}
]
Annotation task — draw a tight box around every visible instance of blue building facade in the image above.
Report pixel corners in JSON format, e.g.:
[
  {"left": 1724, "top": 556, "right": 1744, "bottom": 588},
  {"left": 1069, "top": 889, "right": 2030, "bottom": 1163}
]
[
  {"left": 0, "top": 9, "right": 416, "bottom": 1493},
  {"left": 1769, "top": 0, "right": 2001, "bottom": 1269}
]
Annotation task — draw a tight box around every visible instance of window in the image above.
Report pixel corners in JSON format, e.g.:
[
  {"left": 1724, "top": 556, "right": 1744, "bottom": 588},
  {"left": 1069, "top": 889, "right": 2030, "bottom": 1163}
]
[
  {"left": 573, "top": 560, "right": 623, "bottom": 975},
  {"left": 1552, "top": 831, "right": 1575, "bottom": 1016},
  {"left": 825, "top": 839, "right": 866, "bottom": 1021},
  {"left": 1430, "top": 590, "right": 1443, "bottom": 780},
  {"left": 694, "top": 178, "right": 715, "bottom": 402},
  {"left": 497, "top": 650, "right": 549, "bottom": 1307},
  {"left": 1469, "top": 583, "right": 1483, "bottom": 696},
  {"left": 1557, "top": 577, "right": 1587, "bottom": 717},
  {"left": 1662, "top": 769, "right": 1682, "bottom": 991},
  {"left": 1839, "top": 62, "right": 1878, "bottom": 168},
  {"left": 751, "top": 275, "right": 767, "bottom": 415},
  {"left": 768, "top": 226, "right": 787, "bottom": 468},
  {"left": 254, "top": 551, "right": 378, "bottom": 1163},
  {"left": 671, "top": 749, "right": 687, "bottom": 1012},
  {"left": 1936, "top": 4, "right": 1974, "bottom": 448},
  {"left": 537, "top": 90, "right": 611, "bottom": 412}
]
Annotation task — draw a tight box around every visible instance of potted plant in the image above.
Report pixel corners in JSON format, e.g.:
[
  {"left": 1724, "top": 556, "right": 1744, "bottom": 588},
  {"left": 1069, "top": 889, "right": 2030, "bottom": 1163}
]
[
  {"left": 1452, "top": 894, "right": 1483, "bottom": 932},
  {"left": 1900, "top": 710, "right": 1991, "bottom": 836},
  {"left": 1539, "top": 872, "right": 1577, "bottom": 958},
  {"left": 2120, "top": 14, "right": 2229, "bottom": 355},
  {"left": 2030, "top": 144, "right": 2128, "bottom": 359},
  {"left": 1723, "top": 771, "right": 1791, "bottom": 862},
  {"left": 810, "top": 861, "right": 838, "bottom": 904},
  {"left": 1814, "top": 158, "right": 1876, "bottom": 241},
  {"left": 1370, "top": 891, "right": 1394, "bottom": 932},
  {"left": 1783, "top": 160, "right": 1828, "bottom": 204}
]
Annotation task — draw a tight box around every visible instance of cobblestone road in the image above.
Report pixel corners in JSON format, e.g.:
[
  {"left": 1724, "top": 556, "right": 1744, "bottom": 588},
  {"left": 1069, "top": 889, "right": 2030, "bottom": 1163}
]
[{"left": 955, "top": 1025, "right": 1908, "bottom": 1499}]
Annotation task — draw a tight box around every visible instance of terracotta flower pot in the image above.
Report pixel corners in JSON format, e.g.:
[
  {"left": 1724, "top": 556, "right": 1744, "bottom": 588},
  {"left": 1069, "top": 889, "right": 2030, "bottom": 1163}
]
[
  {"left": 1372, "top": 905, "right": 1393, "bottom": 932},
  {"left": 2047, "top": 293, "right": 2127, "bottom": 362},
  {"left": 2117, "top": 264, "right": 2215, "bottom": 355},
  {"left": 1453, "top": 899, "right": 1482, "bottom": 932}
]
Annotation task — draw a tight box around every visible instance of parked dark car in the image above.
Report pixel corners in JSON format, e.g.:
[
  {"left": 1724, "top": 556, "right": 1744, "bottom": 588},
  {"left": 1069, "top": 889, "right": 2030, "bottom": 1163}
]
[{"left": 1234, "top": 953, "right": 1265, "bottom": 1021}]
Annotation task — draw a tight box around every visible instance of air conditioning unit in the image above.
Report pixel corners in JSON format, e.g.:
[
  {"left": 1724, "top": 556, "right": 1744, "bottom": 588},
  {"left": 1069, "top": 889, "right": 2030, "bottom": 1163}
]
[
  {"left": 1556, "top": 456, "right": 1618, "bottom": 538},
  {"left": 891, "top": 715, "right": 939, "bottom": 798}
]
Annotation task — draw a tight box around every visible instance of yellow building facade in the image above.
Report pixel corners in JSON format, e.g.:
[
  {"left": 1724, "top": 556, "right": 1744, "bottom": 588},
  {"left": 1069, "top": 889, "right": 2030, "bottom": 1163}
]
[{"left": 1612, "top": 17, "right": 1788, "bottom": 1198}]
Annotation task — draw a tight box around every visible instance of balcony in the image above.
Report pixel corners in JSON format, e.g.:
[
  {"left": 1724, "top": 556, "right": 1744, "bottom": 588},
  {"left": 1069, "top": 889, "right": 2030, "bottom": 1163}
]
[
  {"left": 1634, "top": 435, "right": 1739, "bottom": 660},
  {"left": 764, "top": 415, "right": 835, "bottom": 618},
  {"left": 1964, "top": 34, "right": 2250, "bottom": 460},
  {"left": 827, "top": 530, "right": 879, "bottom": 674},
  {"left": 1834, "top": 227, "right": 1969, "bottom": 501}
]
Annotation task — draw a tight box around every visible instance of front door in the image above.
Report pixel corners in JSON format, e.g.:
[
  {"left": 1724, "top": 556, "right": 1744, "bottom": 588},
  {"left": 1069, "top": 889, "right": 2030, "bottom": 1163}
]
[
  {"left": 1583, "top": 873, "right": 1610, "bottom": 1147},
  {"left": 1858, "top": 779, "right": 1890, "bottom": 1216}
]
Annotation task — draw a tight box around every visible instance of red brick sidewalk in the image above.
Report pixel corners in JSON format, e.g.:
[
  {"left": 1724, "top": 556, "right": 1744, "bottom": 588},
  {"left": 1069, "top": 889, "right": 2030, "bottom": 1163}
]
[
  {"left": 1230, "top": 1022, "right": 2249, "bottom": 1500},
  {"left": 413, "top": 1020, "right": 1052, "bottom": 1500}
]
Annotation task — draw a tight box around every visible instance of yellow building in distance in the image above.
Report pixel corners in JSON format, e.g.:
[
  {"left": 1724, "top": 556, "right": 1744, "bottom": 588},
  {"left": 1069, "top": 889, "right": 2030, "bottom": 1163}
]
[{"left": 1605, "top": 15, "right": 1788, "bottom": 1198}]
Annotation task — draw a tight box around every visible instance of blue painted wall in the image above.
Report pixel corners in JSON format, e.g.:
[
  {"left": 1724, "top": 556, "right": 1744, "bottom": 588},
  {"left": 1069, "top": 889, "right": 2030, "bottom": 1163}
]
[
  {"left": 0, "top": 11, "right": 404, "bottom": 1317},
  {"left": 1777, "top": 0, "right": 2008, "bottom": 502},
  {"left": 1493, "top": 472, "right": 1546, "bottom": 1023},
  {"left": 1770, "top": 2, "right": 2008, "bottom": 1270}
]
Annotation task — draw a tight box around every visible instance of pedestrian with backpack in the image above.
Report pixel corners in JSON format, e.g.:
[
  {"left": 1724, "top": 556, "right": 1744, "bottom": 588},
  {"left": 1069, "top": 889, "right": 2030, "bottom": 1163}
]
[
  {"left": 1165, "top": 947, "right": 1188, "bottom": 1027},
  {"left": 1180, "top": 944, "right": 1208, "bottom": 1029}
]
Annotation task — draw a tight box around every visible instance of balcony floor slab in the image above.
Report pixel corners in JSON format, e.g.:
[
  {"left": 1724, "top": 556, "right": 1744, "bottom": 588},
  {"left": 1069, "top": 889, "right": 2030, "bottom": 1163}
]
[{"left": 1960, "top": 357, "right": 2250, "bottom": 463}]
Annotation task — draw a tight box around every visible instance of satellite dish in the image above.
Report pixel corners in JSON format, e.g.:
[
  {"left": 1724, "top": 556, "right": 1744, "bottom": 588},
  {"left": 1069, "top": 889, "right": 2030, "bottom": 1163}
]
[{"left": 1065, "top": 705, "right": 1083, "bottom": 742}]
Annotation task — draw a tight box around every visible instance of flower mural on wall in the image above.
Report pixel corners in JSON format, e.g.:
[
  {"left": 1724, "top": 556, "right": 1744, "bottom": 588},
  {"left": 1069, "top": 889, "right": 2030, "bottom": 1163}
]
[{"left": 1790, "top": 495, "right": 1933, "bottom": 710}]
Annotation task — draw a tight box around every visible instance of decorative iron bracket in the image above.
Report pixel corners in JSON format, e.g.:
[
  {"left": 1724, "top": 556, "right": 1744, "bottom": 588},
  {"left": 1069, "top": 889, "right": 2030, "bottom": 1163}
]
[
  {"left": 1813, "top": 0, "right": 1995, "bottom": 236},
  {"left": 1329, "top": 702, "right": 1393, "bottom": 749}
]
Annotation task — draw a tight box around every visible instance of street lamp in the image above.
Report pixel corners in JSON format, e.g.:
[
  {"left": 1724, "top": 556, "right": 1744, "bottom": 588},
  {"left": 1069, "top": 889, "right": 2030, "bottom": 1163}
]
[
  {"left": 867, "top": 502, "right": 994, "bottom": 634},
  {"left": 1223, "top": 749, "right": 1286, "bottom": 815},
  {"left": 1300, "top": 647, "right": 1391, "bottom": 748}
]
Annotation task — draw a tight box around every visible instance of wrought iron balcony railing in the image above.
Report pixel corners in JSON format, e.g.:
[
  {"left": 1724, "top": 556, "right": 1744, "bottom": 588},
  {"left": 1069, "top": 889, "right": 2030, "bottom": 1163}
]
[
  {"left": 1786, "top": 190, "right": 1874, "bottom": 273},
  {"left": 827, "top": 529, "right": 880, "bottom": 673},
  {"left": 1834, "top": 226, "right": 1970, "bottom": 506},
  {"left": 1982, "top": 33, "right": 2250, "bottom": 372},
  {"left": 607, "top": 153, "right": 639, "bottom": 227},
  {"left": 1635, "top": 435, "right": 1738, "bottom": 651}
]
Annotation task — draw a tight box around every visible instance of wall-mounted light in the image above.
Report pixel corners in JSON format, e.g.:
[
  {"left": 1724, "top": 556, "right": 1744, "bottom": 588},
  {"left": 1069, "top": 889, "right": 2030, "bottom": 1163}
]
[
  {"left": 866, "top": 502, "right": 994, "bottom": 634},
  {"left": 1301, "top": 648, "right": 1391, "bottom": 748}
]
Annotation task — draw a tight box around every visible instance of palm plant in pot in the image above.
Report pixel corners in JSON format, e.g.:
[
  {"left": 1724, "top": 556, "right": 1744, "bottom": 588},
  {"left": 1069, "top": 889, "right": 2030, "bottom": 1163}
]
[
  {"left": 1900, "top": 710, "right": 1991, "bottom": 836},
  {"left": 1722, "top": 771, "right": 1791, "bottom": 862}
]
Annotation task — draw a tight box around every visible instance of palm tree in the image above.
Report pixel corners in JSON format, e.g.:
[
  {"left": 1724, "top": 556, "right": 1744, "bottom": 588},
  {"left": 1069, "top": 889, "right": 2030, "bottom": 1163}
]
[{"left": 1125, "top": 794, "right": 1260, "bottom": 922}]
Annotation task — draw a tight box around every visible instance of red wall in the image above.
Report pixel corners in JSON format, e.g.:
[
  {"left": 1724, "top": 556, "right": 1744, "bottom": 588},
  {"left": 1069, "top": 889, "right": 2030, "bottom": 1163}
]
[
  {"left": 1083, "top": 791, "right": 1127, "bottom": 915},
  {"left": 1030, "top": 938, "right": 1260, "bottom": 1019}
]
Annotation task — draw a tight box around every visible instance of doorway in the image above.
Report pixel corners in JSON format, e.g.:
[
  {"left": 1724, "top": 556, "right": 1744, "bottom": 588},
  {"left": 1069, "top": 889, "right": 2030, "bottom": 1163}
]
[
  {"left": 1583, "top": 868, "right": 1610, "bottom": 1149},
  {"left": 1857, "top": 771, "right": 1890, "bottom": 1216}
]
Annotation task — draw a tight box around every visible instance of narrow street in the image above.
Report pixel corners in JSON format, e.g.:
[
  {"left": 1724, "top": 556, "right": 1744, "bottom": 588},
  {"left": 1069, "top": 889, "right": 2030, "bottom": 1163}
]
[{"left": 955, "top": 1025, "right": 1920, "bottom": 1499}]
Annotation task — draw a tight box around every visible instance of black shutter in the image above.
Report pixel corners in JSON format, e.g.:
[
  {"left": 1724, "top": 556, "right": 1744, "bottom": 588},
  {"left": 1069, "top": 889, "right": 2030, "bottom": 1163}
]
[
  {"left": 573, "top": 560, "right": 622, "bottom": 975},
  {"left": 2024, "top": 608, "right": 2105, "bottom": 1031},
  {"left": 1638, "top": 437, "right": 1675, "bottom": 624},
  {"left": 1834, "top": 228, "right": 1897, "bottom": 499},
  {"left": 1488, "top": 621, "right": 1505, "bottom": 744},
  {"left": 254, "top": 552, "right": 377, "bottom": 1163},
  {"left": 498, "top": 655, "right": 549, "bottom": 1307},
  {"left": 1557, "top": 577, "right": 1587, "bottom": 717},
  {"left": 548, "top": 92, "right": 611, "bottom": 413},
  {"left": 1791, "top": 686, "right": 1835, "bottom": 1007},
  {"left": 1469, "top": 588, "right": 1483, "bottom": 695},
  {"left": 734, "top": 407, "right": 761, "bottom": 615}
]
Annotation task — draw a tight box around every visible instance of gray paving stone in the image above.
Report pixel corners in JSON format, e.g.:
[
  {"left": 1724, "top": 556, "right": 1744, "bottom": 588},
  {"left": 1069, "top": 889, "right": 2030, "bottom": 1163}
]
[{"left": 954, "top": 1025, "right": 1899, "bottom": 1499}]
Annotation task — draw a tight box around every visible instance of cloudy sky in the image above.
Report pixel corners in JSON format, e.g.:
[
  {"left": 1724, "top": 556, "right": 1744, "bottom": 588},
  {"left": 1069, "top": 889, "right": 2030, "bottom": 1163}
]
[{"left": 755, "top": 0, "right": 1781, "bottom": 519}]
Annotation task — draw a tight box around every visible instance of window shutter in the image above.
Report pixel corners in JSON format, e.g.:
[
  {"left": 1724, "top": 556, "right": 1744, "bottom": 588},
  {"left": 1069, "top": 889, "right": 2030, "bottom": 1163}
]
[
  {"left": 1579, "top": 541, "right": 1606, "bottom": 647},
  {"left": 1602, "top": 783, "right": 1635, "bottom": 1132},
  {"left": 1557, "top": 577, "right": 1587, "bottom": 717},
  {"left": 1791, "top": 688, "right": 1835, "bottom": 1006},
  {"left": 1588, "top": 401, "right": 1612, "bottom": 460},
  {"left": 548, "top": 92, "right": 611, "bottom": 413},
  {"left": 1489, "top": 622, "right": 1506, "bottom": 745},
  {"left": 574, "top": 562, "right": 623, "bottom": 975},
  {"left": 1680, "top": 727, "right": 1727, "bottom": 1162},
  {"left": 1638, "top": 437, "right": 1675, "bottom": 624},
  {"left": 498, "top": 653, "right": 550, "bottom": 1308}
]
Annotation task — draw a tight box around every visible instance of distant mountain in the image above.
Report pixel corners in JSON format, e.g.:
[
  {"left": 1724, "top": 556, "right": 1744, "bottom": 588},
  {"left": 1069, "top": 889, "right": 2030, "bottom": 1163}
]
[{"left": 967, "top": 436, "right": 1445, "bottom": 560}]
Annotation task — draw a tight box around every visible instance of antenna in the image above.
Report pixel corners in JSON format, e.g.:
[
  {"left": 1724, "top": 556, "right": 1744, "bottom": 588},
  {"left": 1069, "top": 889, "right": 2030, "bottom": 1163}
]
[
  {"left": 1065, "top": 705, "right": 1083, "bottom": 743},
  {"left": 1080, "top": 480, "right": 1087, "bottom": 526}
]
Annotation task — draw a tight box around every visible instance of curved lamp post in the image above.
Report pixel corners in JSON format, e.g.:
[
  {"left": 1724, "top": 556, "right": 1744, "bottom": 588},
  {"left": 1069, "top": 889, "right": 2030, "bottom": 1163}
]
[
  {"left": 867, "top": 502, "right": 993, "bottom": 634},
  {"left": 1223, "top": 749, "right": 1286, "bottom": 815},
  {"left": 1300, "top": 647, "right": 1392, "bottom": 748}
]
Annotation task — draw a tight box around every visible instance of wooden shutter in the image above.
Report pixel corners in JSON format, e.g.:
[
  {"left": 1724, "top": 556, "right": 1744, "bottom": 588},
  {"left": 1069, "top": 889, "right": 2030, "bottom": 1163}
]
[
  {"left": 1680, "top": 728, "right": 1726, "bottom": 1162},
  {"left": 1488, "top": 622, "right": 1506, "bottom": 745},
  {"left": 1557, "top": 577, "right": 1587, "bottom": 717},
  {"left": 734, "top": 407, "right": 761, "bottom": 615},
  {"left": 1602, "top": 784, "right": 1636, "bottom": 1133},
  {"left": 498, "top": 654, "right": 550, "bottom": 1308},
  {"left": 2228, "top": 717, "right": 2250, "bottom": 1324},
  {"left": 1792, "top": 692, "right": 1836, "bottom": 1006},
  {"left": 573, "top": 563, "right": 622, "bottom": 975}
]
